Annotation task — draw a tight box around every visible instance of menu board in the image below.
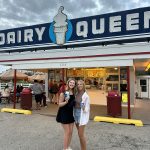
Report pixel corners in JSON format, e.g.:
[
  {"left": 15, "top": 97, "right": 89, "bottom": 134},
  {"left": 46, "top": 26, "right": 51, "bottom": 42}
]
[
  {"left": 67, "top": 69, "right": 84, "bottom": 77},
  {"left": 67, "top": 69, "right": 106, "bottom": 78},
  {"left": 86, "top": 69, "right": 106, "bottom": 77}
]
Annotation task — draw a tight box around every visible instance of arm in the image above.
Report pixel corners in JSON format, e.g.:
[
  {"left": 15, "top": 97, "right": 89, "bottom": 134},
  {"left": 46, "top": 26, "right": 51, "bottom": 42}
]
[{"left": 58, "top": 93, "right": 68, "bottom": 107}]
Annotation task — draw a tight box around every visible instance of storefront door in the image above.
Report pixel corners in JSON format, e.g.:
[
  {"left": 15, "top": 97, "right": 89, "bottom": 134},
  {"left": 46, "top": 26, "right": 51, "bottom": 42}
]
[{"left": 140, "top": 79, "right": 149, "bottom": 98}]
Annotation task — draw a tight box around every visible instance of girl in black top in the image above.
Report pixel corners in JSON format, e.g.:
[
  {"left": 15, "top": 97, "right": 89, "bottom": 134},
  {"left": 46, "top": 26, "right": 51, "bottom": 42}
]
[{"left": 56, "top": 78, "right": 76, "bottom": 150}]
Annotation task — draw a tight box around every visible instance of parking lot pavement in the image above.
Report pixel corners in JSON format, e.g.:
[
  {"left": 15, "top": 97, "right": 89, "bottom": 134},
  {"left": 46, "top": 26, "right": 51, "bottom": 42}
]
[{"left": 0, "top": 112, "right": 150, "bottom": 150}]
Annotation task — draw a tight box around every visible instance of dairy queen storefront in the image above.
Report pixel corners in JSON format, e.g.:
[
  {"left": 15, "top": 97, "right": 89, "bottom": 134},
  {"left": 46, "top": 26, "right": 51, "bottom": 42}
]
[{"left": 0, "top": 6, "right": 150, "bottom": 119}]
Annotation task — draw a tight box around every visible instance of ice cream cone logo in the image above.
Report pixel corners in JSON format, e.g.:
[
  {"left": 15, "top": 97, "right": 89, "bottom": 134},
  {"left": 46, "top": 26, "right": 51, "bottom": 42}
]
[{"left": 49, "top": 6, "right": 73, "bottom": 45}]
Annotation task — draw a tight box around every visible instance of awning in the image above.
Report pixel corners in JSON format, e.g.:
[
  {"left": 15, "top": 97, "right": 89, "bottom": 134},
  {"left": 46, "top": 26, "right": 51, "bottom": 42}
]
[{"left": 12, "top": 59, "right": 133, "bottom": 69}]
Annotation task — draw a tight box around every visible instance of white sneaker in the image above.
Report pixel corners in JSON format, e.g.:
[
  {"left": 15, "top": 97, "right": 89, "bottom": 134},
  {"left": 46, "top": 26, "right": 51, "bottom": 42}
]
[{"left": 63, "top": 147, "right": 72, "bottom": 150}]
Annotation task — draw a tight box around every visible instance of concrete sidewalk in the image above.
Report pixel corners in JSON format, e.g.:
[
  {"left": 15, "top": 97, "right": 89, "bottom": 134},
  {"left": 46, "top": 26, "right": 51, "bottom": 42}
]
[
  {"left": 0, "top": 98, "right": 150, "bottom": 149},
  {"left": 0, "top": 97, "right": 150, "bottom": 125},
  {"left": 0, "top": 111, "right": 150, "bottom": 150}
]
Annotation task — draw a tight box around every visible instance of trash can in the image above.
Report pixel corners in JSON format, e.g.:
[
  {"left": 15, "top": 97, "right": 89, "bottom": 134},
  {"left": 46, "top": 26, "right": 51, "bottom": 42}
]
[
  {"left": 107, "top": 91, "right": 122, "bottom": 117},
  {"left": 21, "top": 88, "right": 32, "bottom": 110}
]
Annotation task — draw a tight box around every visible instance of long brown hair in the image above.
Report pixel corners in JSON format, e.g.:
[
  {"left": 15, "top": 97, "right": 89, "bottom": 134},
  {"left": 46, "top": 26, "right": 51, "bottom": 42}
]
[
  {"left": 65, "top": 78, "right": 76, "bottom": 94},
  {"left": 76, "top": 80, "right": 86, "bottom": 93}
]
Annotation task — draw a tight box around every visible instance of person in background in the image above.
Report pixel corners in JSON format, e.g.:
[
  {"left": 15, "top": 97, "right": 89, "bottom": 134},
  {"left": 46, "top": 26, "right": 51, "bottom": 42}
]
[
  {"left": 39, "top": 80, "right": 47, "bottom": 107},
  {"left": 0, "top": 85, "right": 11, "bottom": 103},
  {"left": 93, "top": 78, "right": 98, "bottom": 88},
  {"left": 51, "top": 80, "right": 59, "bottom": 104},
  {"left": 48, "top": 79, "right": 54, "bottom": 102},
  {"left": 58, "top": 83, "right": 66, "bottom": 98},
  {"left": 30, "top": 80, "right": 43, "bottom": 110},
  {"left": 16, "top": 85, "right": 21, "bottom": 103},
  {"left": 56, "top": 78, "right": 76, "bottom": 150},
  {"left": 74, "top": 80, "right": 90, "bottom": 150},
  {"left": 20, "top": 85, "right": 23, "bottom": 92},
  {"left": 57, "top": 81, "right": 66, "bottom": 104},
  {"left": 59, "top": 80, "right": 63, "bottom": 90}
]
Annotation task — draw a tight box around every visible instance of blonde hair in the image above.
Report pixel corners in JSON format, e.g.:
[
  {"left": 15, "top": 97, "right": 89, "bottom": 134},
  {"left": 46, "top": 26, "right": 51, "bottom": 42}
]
[
  {"left": 65, "top": 78, "right": 76, "bottom": 94},
  {"left": 77, "top": 79, "right": 86, "bottom": 92}
]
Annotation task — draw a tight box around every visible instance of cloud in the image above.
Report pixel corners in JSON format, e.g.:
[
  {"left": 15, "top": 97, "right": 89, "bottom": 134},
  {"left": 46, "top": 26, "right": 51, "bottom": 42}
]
[
  {"left": 0, "top": 65, "right": 11, "bottom": 73},
  {"left": 0, "top": 0, "right": 150, "bottom": 30},
  {"left": 96, "top": 0, "right": 150, "bottom": 14},
  {"left": 0, "top": 0, "right": 57, "bottom": 29}
]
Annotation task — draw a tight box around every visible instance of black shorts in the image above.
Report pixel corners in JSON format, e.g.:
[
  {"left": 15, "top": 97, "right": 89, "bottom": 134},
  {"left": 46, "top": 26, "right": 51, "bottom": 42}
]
[{"left": 35, "top": 94, "right": 42, "bottom": 103}]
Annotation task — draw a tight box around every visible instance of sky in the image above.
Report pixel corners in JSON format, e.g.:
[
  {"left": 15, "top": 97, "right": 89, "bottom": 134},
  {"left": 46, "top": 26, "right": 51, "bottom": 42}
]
[{"left": 0, "top": 0, "right": 150, "bottom": 73}]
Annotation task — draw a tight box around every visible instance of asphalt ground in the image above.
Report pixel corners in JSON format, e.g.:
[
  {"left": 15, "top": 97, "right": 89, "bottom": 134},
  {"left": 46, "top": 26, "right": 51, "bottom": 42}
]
[{"left": 0, "top": 112, "right": 150, "bottom": 150}]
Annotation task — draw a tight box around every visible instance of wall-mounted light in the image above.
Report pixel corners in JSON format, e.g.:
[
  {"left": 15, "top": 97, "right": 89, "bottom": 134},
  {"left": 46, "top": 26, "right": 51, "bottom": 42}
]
[{"left": 145, "top": 63, "right": 150, "bottom": 71}]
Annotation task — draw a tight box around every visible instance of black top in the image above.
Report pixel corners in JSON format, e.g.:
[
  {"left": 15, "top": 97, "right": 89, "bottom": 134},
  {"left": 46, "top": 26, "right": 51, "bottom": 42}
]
[{"left": 56, "top": 94, "right": 75, "bottom": 124}]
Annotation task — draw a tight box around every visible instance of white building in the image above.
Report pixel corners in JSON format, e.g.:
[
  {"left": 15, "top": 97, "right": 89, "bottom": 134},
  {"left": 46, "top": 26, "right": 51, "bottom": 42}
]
[{"left": 0, "top": 6, "right": 150, "bottom": 118}]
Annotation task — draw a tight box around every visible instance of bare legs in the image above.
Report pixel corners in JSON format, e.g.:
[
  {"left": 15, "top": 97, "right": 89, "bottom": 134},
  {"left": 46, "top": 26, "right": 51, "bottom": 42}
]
[
  {"left": 68, "top": 123, "right": 74, "bottom": 147},
  {"left": 62, "top": 123, "right": 74, "bottom": 149},
  {"left": 52, "top": 93, "right": 58, "bottom": 104},
  {"left": 76, "top": 124, "right": 86, "bottom": 150}
]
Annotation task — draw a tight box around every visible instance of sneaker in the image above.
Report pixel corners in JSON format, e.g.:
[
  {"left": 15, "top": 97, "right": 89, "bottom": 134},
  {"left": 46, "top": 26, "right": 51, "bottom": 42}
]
[{"left": 67, "top": 147, "right": 72, "bottom": 150}]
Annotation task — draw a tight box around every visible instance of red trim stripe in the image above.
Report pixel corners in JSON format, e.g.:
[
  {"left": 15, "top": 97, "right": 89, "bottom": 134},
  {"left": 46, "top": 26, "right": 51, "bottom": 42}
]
[{"left": 0, "top": 51, "right": 150, "bottom": 63}]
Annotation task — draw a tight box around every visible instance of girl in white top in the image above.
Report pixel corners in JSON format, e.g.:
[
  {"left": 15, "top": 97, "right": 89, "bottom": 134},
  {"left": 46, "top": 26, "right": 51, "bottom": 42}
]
[{"left": 74, "top": 80, "right": 90, "bottom": 150}]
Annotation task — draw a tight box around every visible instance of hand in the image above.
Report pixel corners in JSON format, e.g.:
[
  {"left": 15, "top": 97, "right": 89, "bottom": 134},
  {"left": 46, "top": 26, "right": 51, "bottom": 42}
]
[
  {"left": 82, "top": 105, "right": 85, "bottom": 111},
  {"left": 81, "top": 102, "right": 85, "bottom": 110},
  {"left": 65, "top": 97, "right": 69, "bottom": 101},
  {"left": 65, "top": 99, "right": 69, "bottom": 104}
]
